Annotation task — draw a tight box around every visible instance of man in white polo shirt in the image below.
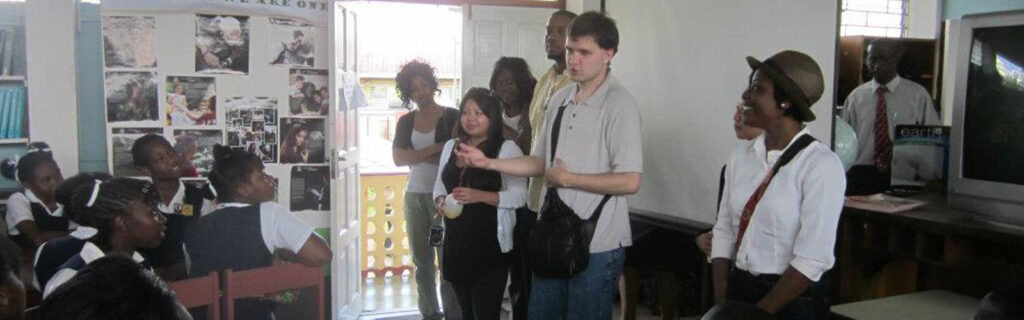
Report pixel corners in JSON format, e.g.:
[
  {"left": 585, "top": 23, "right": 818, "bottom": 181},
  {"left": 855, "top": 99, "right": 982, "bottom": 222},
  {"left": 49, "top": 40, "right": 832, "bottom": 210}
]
[{"left": 455, "top": 11, "right": 642, "bottom": 320}]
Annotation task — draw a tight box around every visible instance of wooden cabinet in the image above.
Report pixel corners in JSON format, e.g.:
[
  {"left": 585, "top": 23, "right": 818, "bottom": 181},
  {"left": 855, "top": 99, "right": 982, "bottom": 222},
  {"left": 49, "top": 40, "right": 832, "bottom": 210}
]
[{"left": 838, "top": 36, "right": 940, "bottom": 106}]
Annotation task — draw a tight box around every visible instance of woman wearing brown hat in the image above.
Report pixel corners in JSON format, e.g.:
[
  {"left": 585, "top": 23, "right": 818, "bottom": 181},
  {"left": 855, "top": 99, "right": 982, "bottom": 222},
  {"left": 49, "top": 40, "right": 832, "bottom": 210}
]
[{"left": 708, "top": 50, "right": 846, "bottom": 320}]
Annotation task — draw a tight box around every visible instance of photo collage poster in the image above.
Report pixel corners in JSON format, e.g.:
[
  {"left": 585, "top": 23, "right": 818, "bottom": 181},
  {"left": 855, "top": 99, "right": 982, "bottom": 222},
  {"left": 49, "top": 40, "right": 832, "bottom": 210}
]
[
  {"left": 225, "top": 97, "right": 279, "bottom": 163},
  {"left": 101, "top": 9, "right": 331, "bottom": 213}
]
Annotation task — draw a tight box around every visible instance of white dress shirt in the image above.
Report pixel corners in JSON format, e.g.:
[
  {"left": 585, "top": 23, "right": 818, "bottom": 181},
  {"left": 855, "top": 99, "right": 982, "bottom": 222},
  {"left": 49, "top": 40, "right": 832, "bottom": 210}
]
[
  {"left": 5, "top": 189, "right": 74, "bottom": 235},
  {"left": 710, "top": 129, "right": 846, "bottom": 282},
  {"left": 43, "top": 241, "right": 146, "bottom": 298},
  {"left": 433, "top": 139, "right": 527, "bottom": 253},
  {"left": 842, "top": 76, "right": 940, "bottom": 166}
]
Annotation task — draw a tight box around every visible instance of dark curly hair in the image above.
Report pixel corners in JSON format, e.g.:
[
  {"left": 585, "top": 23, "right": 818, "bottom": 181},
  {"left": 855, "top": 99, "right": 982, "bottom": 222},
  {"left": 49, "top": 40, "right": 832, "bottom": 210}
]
[
  {"left": 56, "top": 172, "right": 114, "bottom": 225},
  {"left": 395, "top": 59, "right": 440, "bottom": 108},
  {"left": 38, "top": 255, "right": 182, "bottom": 320},
  {"left": 489, "top": 57, "right": 537, "bottom": 109},
  {"left": 209, "top": 144, "right": 263, "bottom": 202},
  {"left": 130, "top": 134, "right": 173, "bottom": 167}
]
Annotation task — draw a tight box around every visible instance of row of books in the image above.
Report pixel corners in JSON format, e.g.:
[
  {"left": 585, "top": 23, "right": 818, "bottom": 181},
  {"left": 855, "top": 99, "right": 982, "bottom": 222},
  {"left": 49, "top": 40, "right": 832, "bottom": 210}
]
[{"left": 0, "top": 86, "right": 24, "bottom": 139}]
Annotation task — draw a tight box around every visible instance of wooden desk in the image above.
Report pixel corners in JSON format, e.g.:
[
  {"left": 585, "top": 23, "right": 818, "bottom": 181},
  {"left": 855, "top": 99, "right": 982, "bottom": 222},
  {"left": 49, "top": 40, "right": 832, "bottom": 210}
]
[
  {"left": 832, "top": 290, "right": 979, "bottom": 320},
  {"left": 836, "top": 195, "right": 1024, "bottom": 303}
]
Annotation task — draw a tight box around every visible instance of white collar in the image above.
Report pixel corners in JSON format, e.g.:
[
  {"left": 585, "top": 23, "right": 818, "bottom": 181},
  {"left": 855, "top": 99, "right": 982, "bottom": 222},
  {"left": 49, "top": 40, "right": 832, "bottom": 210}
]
[
  {"left": 156, "top": 180, "right": 186, "bottom": 214},
  {"left": 24, "top": 189, "right": 62, "bottom": 215},
  {"left": 70, "top": 227, "right": 97, "bottom": 240},
  {"left": 751, "top": 127, "right": 812, "bottom": 165},
  {"left": 79, "top": 241, "right": 146, "bottom": 264},
  {"left": 870, "top": 75, "right": 902, "bottom": 93},
  {"left": 217, "top": 202, "right": 254, "bottom": 209}
]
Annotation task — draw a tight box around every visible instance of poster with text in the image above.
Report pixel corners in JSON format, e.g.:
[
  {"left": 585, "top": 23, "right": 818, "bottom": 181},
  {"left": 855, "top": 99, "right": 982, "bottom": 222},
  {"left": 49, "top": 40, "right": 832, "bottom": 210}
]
[
  {"left": 268, "top": 17, "right": 315, "bottom": 68},
  {"left": 225, "top": 97, "right": 278, "bottom": 163},
  {"left": 279, "top": 117, "right": 325, "bottom": 164},
  {"left": 103, "top": 16, "right": 157, "bottom": 68},
  {"left": 288, "top": 69, "right": 329, "bottom": 115},
  {"left": 110, "top": 127, "right": 163, "bottom": 177},
  {"left": 106, "top": 71, "right": 159, "bottom": 123},
  {"left": 172, "top": 129, "right": 222, "bottom": 177},
  {"left": 166, "top": 76, "right": 216, "bottom": 126},
  {"left": 195, "top": 14, "right": 250, "bottom": 74},
  {"left": 290, "top": 165, "right": 329, "bottom": 211}
]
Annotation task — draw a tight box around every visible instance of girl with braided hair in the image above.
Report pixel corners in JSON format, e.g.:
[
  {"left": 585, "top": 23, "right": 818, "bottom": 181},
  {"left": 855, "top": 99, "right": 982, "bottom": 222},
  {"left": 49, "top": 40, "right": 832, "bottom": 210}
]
[{"left": 42, "top": 178, "right": 166, "bottom": 298}]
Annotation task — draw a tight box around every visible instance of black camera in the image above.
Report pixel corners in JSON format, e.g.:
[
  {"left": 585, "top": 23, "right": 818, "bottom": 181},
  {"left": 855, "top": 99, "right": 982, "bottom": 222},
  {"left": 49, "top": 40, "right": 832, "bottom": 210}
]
[{"left": 429, "top": 225, "right": 444, "bottom": 247}]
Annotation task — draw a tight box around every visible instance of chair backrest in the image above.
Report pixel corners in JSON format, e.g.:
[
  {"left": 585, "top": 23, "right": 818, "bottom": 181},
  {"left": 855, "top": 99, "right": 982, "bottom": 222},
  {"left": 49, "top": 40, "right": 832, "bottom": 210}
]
[
  {"left": 223, "top": 263, "right": 324, "bottom": 320},
  {"left": 168, "top": 272, "right": 220, "bottom": 320}
]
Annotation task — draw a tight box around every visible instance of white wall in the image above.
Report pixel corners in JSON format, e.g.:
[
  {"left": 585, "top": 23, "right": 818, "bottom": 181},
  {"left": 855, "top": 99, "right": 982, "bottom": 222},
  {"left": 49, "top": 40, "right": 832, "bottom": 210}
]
[
  {"left": 608, "top": 0, "right": 839, "bottom": 223},
  {"left": 906, "top": 0, "right": 940, "bottom": 38},
  {"left": 26, "top": 0, "right": 79, "bottom": 174}
]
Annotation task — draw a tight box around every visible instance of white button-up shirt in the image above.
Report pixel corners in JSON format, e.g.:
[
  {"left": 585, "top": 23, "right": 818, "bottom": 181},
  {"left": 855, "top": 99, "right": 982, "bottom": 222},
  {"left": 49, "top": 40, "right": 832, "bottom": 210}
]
[
  {"left": 710, "top": 129, "right": 846, "bottom": 282},
  {"left": 841, "top": 76, "right": 940, "bottom": 166}
]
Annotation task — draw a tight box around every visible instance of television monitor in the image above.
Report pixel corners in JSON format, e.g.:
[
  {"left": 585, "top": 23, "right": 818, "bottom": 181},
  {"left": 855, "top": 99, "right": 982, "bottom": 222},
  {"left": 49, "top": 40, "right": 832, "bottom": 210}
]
[{"left": 948, "top": 10, "right": 1024, "bottom": 228}]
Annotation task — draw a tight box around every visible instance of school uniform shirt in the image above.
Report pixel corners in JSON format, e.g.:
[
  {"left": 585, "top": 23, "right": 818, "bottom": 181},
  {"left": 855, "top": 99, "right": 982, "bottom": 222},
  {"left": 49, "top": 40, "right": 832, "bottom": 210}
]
[
  {"left": 531, "top": 75, "right": 644, "bottom": 253},
  {"left": 5, "top": 189, "right": 76, "bottom": 235},
  {"left": 841, "top": 76, "right": 940, "bottom": 167},
  {"left": 32, "top": 227, "right": 96, "bottom": 290},
  {"left": 710, "top": 129, "right": 846, "bottom": 282},
  {"left": 42, "top": 241, "right": 147, "bottom": 298},
  {"left": 183, "top": 202, "right": 315, "bottom": 275},
  {"left": 433, "top": 139, "right": 527, "bottom": 253}
]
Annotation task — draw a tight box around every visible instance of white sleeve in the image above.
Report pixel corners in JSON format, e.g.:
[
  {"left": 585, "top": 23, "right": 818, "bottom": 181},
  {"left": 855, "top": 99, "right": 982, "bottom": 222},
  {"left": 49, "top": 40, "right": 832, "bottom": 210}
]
[
  {"left": 497, "top": 141, "right": 528, "bottom": 209},
  {"left": 43, "top": 268, "right": 76, "bottom": 298},
  {"left": 5, "top": 193, "right": 33, "bottom": 235},
  {"left": 790, "top": 151, "right": 847, "bottom": 282},
  {"left": 433, "top": 140, "right": 456, "bottom": 202},
  {"left": 710, "top": 152, "right": 738, "bottom": 262},
  {"left": 260, "top": 202, "right": 316, "bottom": 254}
]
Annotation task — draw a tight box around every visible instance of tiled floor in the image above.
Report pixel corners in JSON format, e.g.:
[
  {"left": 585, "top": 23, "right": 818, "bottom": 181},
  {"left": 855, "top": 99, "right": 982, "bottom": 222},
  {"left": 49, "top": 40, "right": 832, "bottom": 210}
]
[{"left": 359, "top": 275, "right": 697, "bottom": 320}]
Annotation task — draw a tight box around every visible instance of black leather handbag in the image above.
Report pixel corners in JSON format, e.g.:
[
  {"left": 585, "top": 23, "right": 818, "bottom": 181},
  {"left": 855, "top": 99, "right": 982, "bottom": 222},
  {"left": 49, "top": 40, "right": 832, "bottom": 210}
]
[
  {"left": 527, "top": 103, "right": 612, "bottom": 278},
  {"left": 528, "top": 188, "right": 610, "bottom": 278}
]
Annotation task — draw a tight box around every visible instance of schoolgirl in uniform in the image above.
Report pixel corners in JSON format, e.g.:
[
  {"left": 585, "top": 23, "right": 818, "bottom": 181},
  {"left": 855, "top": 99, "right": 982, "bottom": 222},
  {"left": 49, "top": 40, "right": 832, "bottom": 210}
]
[
  {"left": 184, "top": 145, "right": 331, "bottom": 320},
  {"left": 33, "top": 172, "right": 112, "bottom": 291},
  {"left": 2, "top": 143, "right": 72, "bottom": 250},
  {"left": 131, "top": 134, "right": 215, "bottom": 280},
  {"left": 43, "top": 178, "right": 167, "bottom": 298}
]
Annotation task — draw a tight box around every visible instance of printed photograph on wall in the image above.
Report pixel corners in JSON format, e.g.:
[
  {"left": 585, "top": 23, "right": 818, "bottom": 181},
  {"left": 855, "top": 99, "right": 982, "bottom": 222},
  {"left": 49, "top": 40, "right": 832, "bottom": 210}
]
[
  {"left": 110, "top": 128, "right": 163, "bottom": 177},
  {"left": 280, "top": 117, "right": 326, "bottom": 164},
  {"left": 290, "top": 165, "right": 329, "bottom": 211},
  {"left": 105, "top": 71, "right": 159, "bottom": 123},
  {"left": 172, "top": 129, "right": 223, "bottom": 177},
  {"left": 268, "top": 18, "right": 315, "bottom": 68},
  {"left": 225, "top": 97, "right": 278, "bottom": 163},
  {"left": 288, "top": 69, "right": 329, "bottom": 116},
  {"left": 166, "top": 76, "right": 216, "bottom": 126},
  {"left": 196, "top": 14, "right": 250, "bottom": 74},
  {"left": 103, "top": 16, "right": 157, "bottom": 69}
]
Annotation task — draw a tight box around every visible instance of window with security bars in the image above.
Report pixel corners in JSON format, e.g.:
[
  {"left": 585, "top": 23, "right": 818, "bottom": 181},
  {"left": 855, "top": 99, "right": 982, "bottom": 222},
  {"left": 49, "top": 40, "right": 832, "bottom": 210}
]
[{"left": 841, "top": 0, "right": 908, "bottom": 37}]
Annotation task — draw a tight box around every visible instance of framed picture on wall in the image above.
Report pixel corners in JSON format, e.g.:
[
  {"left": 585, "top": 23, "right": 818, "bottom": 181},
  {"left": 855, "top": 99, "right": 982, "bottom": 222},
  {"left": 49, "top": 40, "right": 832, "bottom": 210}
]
[
  {"left": 102, "top": 16, "right": 157, "bottom": 69},
  {"left": 280, "top": 117, "right": 326, "bottom": 164},
  {"left": 109, "top": 127, "right": 164, "bottom": 177},
  {"left": 172, "top": 129, "right": 222, "bottom": 177},
  {"left": 225, "top": 97, "right": 279, "bottom": 163},
  {"left": 290, "top": 165, "right": 329, "bottom": 211},
  {"left": 268, "top": 17, "right": 315, "bottom": 68},
  {"left": 287, "top": 69, "right": 329, "bottom": 116},
  {"left": 105, "top": 71, "right": 159, "bottom": 123},
  {"left": 166, "top": 76, "right": 216, "bottom": 126},
  {"left": 195, "top": 14, "right": 250, "bottom": 75}
]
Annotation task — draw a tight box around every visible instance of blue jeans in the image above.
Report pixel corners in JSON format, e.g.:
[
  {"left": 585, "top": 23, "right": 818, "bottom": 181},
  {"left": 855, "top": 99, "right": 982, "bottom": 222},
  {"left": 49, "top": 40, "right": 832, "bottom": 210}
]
[{"left": 527, "top": 248, "right": 625, "bottom": 320}]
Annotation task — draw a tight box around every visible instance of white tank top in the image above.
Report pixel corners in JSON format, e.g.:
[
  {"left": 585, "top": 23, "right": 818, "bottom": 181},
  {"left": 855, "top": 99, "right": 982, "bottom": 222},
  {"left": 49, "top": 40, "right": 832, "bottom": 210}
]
[{"left": 406, "top": 129, "right": 439, "bottom": 193}]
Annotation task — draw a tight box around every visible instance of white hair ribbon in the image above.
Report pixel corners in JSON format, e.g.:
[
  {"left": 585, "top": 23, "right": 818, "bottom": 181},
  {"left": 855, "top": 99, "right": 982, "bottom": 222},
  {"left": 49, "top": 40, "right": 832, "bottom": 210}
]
[{"left": 86, "top": 180, "right": 102, "bottom": 208}]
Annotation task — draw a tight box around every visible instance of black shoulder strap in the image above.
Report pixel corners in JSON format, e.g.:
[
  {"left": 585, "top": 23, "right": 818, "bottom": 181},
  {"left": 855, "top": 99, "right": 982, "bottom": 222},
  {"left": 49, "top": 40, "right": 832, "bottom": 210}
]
[
  {"left": 549, "top": 102, "right": 613, "bottom": 223},
  {"left": 770, "top": 134, "right": 817, "bottom": 176}
]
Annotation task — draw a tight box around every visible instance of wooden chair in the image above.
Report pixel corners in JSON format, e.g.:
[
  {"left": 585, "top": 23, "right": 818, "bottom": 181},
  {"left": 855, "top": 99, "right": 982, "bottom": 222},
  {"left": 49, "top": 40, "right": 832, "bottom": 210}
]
[
  {"left": 223, "top": 263, "right": 324, "bottom": 320},
  {"left": 168, "top": 272, "right": 220, "bottom": 320}
]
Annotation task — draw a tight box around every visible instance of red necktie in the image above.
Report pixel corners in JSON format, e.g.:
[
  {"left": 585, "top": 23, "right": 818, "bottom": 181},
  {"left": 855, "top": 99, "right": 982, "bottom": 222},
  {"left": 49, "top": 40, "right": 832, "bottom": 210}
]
[{"left": 874, "top": 86, "right": 892, "bottom": 172}]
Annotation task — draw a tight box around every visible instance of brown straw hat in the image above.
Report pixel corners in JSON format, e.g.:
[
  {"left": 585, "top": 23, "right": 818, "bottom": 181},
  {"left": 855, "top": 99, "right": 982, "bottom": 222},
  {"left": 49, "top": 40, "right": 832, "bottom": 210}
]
[{"left": 746, "top": 50, "right": 824, "bottom": 122}]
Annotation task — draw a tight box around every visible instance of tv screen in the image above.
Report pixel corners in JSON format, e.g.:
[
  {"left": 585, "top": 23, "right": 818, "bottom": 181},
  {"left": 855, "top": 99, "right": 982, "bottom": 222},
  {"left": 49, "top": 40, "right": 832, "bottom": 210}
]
[{"left": 962, "top": 25, "right": 1024, "bottom": 186}]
